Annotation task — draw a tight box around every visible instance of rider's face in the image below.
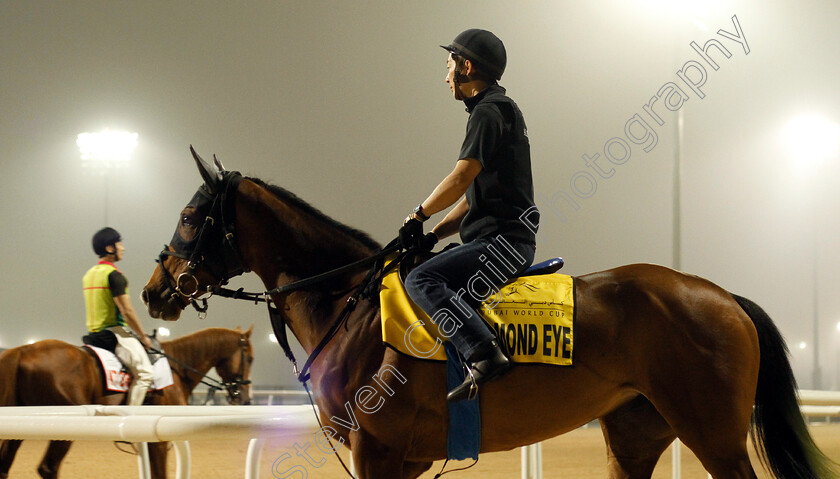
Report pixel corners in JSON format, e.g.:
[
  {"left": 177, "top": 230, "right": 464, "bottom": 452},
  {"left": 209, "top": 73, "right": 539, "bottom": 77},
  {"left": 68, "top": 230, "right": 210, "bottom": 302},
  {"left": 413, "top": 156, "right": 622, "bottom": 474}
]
[
  {"left": 445, "top": 54, "right": 463, "bottom": 100},
  {"left": 113, "top": 241, "right": 125, "bottom": 261}
]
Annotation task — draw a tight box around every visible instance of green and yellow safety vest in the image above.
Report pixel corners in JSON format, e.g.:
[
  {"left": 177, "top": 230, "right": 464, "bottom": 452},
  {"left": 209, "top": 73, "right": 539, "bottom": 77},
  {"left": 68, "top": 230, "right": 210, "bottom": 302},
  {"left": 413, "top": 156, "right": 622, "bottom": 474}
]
[{"left": 82, "top": 261, "right": 127, "bottom": 332}]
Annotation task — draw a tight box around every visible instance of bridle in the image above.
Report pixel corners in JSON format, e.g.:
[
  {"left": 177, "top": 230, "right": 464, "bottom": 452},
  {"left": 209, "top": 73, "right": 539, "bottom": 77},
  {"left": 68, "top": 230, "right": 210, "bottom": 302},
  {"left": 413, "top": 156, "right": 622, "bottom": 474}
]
[{"left": 155, "top": 171, "right": 248, "bottom": 319}]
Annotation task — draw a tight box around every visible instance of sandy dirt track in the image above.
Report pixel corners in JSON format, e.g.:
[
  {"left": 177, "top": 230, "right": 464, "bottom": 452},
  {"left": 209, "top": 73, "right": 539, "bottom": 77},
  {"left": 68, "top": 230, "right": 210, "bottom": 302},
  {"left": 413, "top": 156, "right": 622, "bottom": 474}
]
[{"left": 6, "top": 423, "right": 840, "bottom": 478}]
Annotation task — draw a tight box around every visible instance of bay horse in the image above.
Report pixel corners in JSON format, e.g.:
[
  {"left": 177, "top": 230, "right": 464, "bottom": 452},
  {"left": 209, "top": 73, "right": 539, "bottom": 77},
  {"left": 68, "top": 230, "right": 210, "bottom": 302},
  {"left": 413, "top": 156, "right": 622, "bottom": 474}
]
[
  {"left": 142, "top": 149, "right": 837, "bottom": 479},
  {"left": 0, "top": 326, "right": 253, "bottom": 479}
]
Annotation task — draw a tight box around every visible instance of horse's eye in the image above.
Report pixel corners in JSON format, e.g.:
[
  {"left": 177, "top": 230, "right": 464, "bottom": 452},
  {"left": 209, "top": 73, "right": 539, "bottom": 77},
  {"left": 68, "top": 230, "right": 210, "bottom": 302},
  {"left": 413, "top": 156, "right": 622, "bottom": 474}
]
[{"left": 182, "top": 216, "right": 191, "bottom": 226}]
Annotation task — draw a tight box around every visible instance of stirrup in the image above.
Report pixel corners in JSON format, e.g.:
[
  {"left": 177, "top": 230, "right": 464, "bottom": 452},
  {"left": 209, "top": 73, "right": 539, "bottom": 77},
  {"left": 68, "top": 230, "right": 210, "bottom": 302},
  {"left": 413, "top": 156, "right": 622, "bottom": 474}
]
[{"left": 464, "top": 366, "right": 479, "bottom": 401}]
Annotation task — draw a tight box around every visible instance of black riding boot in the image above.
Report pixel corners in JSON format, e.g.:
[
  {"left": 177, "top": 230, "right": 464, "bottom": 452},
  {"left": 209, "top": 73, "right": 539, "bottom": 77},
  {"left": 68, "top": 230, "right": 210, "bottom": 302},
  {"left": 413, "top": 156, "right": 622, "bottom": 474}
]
[{"left": 447, "top": 340, "right": 511, "bottom": 402}]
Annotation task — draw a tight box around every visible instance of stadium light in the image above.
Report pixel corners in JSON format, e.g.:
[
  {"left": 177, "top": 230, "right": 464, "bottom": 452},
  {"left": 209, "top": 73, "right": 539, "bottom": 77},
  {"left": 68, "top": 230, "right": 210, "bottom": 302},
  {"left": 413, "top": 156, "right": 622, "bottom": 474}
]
[
  {"left": 783, "top": 114, "right": 840, "bottom": 174},
  {"left": 76, "top": 129, "right": 139, "bottom": 171}
]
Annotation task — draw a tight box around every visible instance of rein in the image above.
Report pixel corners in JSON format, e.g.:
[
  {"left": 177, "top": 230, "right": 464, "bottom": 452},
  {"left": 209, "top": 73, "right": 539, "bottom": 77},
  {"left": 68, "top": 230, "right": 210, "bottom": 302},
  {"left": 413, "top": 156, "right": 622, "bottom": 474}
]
[{"left": 213, "top": 239, "right": 402, "bottom": 383}]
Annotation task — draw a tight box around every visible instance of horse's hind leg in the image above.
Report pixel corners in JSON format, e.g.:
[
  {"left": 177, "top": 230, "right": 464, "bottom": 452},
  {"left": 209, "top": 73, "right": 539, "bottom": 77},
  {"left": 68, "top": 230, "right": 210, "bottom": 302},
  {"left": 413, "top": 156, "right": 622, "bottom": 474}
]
[
  {"left": 37, "top": 441, "right": 72, "bottom": 479},
  {"left": 642, "top": 352, "right": 758, "bottom": 474},
  {"left": 0, "top": 439, "right": 23, "bottom": 479},
  {"left": 600, "top": 395, "right": 676, "bottom": 479}
]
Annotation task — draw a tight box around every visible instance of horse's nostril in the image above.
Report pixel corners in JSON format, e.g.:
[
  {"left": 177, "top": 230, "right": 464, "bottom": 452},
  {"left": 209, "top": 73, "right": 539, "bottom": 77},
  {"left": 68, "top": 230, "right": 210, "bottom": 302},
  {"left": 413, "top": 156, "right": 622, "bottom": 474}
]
[{"left": 141, "top": 288, "right": 149, "bottom": 304}]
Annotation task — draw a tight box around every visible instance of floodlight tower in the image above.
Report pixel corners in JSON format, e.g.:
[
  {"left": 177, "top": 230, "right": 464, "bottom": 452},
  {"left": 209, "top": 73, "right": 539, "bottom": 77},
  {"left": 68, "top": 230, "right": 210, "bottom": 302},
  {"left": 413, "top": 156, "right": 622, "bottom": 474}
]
[
  {"left": 76, "top": 129, "right": 138, "bottom": 224},
  {"left": 783, "top": 114, "right": 840, "bottom": 390}
]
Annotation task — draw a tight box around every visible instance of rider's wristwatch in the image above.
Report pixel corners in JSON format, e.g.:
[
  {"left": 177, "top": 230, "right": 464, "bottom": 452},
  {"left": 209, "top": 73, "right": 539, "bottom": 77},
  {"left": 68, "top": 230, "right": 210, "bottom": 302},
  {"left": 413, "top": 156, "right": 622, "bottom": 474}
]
[{"left": 413, "top": 204, "right": 429, "bottom": 222}]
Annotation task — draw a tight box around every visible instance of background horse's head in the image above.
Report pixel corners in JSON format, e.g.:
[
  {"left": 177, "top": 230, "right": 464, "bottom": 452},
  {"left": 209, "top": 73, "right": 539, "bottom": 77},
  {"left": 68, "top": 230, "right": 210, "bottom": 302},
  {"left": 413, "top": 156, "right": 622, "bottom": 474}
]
[
  {"left": 142, "top": 147, "right": 247, "bottom": 321},
  {"left": 211, "top": 325, "right": 254, "bottom": 405}
]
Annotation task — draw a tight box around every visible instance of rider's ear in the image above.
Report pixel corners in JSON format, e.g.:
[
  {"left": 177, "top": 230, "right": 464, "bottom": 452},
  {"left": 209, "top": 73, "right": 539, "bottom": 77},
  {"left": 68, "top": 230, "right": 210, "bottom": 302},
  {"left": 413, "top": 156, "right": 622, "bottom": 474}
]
[
  {"left": 464, "top": 59, "right": 475, "bottom": 76},
  {"left": 191, "top": 145, "right": 223, "bottom": 194}
]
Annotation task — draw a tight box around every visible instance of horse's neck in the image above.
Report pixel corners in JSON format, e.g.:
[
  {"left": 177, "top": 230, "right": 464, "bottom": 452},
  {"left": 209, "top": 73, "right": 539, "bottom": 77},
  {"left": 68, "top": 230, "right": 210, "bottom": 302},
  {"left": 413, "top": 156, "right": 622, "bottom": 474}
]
[
  {"left": 164, "top": 333, "right": 224, "bottom": 391},
  {"left": 235, "top": 180, "right": 379, "bottom": 353}
]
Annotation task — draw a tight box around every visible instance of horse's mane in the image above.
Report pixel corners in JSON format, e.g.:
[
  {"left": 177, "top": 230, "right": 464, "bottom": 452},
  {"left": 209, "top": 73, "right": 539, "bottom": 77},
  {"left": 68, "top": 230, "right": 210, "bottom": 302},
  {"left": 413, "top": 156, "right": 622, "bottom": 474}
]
[{"left": 246, "top": 176, "right": 381, "bottom": 252}]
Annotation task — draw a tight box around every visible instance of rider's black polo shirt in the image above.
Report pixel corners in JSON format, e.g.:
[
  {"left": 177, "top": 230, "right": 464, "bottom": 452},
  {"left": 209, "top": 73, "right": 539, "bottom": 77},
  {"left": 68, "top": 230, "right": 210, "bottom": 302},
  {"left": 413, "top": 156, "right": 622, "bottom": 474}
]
[{"left": 458, "top": 84, "right": 538, "bottom": 246}]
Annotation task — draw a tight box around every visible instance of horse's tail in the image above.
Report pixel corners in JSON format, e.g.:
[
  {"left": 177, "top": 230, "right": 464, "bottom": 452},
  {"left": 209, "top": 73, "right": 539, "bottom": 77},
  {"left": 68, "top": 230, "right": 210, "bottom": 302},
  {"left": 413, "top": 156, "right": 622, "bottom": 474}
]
[
  {"left": 0, "top": 347, "right": 22, "bottom": 406},
  {"left": 732, "top": 293, "right": 838, "bottom": 479}
]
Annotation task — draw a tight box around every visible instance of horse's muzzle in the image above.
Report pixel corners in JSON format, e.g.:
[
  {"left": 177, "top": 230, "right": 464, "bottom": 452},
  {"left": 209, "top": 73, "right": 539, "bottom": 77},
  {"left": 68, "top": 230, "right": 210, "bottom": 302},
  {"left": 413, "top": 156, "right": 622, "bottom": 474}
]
[{"left": 141, "top": 283, "right": 185, "bottom": 321}]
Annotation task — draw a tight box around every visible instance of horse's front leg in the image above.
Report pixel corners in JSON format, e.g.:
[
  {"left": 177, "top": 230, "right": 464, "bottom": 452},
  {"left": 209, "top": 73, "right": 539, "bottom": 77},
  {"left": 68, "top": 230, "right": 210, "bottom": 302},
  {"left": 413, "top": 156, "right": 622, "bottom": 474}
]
[
  {"left": 148, "top": 442, "right": 169, "bottom": 479},
  {"left": 0, "top": 439, "right": 23, "bottom": 479},
  {"left": 350, "top": 429, "right": 415, "bottom": 479},
  {"left": 36, "top": 440, "right": 72, "bottom": 479}
]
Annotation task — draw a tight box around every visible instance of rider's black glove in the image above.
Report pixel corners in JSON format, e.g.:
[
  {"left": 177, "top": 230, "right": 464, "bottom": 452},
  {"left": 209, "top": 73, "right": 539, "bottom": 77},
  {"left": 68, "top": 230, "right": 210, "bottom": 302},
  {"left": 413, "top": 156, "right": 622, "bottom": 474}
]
[
  {"left": 418, "top": 232, "right": 439, "bottom": 252},
  {"left": 399, "top": 218, "right": 424, "bottom": 249}
]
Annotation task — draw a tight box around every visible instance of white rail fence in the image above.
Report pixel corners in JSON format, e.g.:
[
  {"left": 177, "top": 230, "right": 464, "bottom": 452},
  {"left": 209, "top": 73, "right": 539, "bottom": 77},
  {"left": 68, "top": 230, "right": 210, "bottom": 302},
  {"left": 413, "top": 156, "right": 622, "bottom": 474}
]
[
  {"left": 0, "top": 404, "right": 317, "bottom": 479},
  {"left": 0, "top": 390, "right": 837, "bottom": 479}
]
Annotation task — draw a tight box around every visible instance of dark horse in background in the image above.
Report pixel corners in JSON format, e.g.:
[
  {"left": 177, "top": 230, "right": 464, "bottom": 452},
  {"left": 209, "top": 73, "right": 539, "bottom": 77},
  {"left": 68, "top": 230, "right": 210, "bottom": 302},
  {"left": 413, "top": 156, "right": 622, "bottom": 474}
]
[
  {"left": 142, "top": 149, "right": 837, "bottom": 478},
  {"left": 0, "top": 326, "right": 253, "bottom": 479}
]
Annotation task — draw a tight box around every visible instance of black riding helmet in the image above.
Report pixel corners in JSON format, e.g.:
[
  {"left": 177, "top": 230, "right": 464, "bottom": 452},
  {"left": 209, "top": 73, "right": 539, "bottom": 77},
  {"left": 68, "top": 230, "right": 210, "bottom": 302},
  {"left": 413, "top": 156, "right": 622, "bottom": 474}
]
[
  {"left": 92, "top": 227, "right": 122, "bottom": 257},
  {"left": 441, "top": 29, "right": 507, "bottom": 81}
]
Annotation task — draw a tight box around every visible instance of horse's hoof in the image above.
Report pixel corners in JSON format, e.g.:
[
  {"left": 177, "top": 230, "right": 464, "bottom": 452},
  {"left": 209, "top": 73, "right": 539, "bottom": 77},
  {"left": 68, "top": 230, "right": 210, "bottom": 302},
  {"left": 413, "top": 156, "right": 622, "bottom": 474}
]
[{"left": 37, "top": 464, "right": 57, "bottom": 479}]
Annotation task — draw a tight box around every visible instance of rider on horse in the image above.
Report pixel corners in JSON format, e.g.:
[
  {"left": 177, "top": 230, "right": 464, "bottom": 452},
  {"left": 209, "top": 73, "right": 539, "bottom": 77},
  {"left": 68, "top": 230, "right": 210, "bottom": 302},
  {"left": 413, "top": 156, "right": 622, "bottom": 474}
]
[
  {"left": 400, "top": 29, "right": 539, "bottom": 402},
  {"left": 82, "top": 227, "right": 154, "bottom": 405}
]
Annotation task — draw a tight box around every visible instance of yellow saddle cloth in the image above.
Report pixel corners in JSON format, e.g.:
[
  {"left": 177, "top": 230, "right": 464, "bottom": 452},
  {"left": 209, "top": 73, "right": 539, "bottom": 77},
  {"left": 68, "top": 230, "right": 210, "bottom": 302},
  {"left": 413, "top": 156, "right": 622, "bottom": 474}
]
[{"left": 380, "top": 260, "right": 575, "bottom": 366}]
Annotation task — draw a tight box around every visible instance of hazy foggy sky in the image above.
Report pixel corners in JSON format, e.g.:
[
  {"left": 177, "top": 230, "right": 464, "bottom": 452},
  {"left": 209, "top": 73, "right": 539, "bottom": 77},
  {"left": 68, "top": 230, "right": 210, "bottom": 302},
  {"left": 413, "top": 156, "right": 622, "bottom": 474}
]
[{"left": 1, "top": 1, "right": 838, "bottom": 389}]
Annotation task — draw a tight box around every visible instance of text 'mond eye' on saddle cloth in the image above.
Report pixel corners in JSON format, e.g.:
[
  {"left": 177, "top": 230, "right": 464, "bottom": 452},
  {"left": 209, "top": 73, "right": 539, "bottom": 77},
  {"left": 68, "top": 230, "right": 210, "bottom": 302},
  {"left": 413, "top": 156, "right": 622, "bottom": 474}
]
[{"left": 380, "top": 258, "right": 575, "bottom": 366}]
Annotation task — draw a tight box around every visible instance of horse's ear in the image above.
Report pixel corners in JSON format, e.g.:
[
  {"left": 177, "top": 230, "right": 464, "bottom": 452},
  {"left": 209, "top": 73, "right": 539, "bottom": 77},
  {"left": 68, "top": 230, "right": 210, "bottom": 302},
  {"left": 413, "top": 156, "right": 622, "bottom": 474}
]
[
  {"left": 245, "top": 324, "right": 254, "bottom": 337},
  {"left": 191, "top": 145, "right": 223, "bottom": 193},
  {"left": 213, "top": 154, "right": 226, "bottom": 172}
]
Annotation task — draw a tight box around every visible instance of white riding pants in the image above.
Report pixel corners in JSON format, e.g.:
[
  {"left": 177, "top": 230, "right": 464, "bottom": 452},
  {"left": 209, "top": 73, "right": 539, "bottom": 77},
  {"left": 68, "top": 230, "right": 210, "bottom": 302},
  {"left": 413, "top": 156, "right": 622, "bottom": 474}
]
[{"left": 109, "top": 326, "right": 154, "bottom": 406}]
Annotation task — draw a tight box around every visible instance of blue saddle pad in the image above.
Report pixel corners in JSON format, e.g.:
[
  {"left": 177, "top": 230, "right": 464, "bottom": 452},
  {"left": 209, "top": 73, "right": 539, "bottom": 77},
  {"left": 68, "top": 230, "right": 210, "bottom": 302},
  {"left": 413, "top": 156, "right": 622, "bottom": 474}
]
[{"left": 446, "top": 342, "right": 481, "bottom": 461}]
